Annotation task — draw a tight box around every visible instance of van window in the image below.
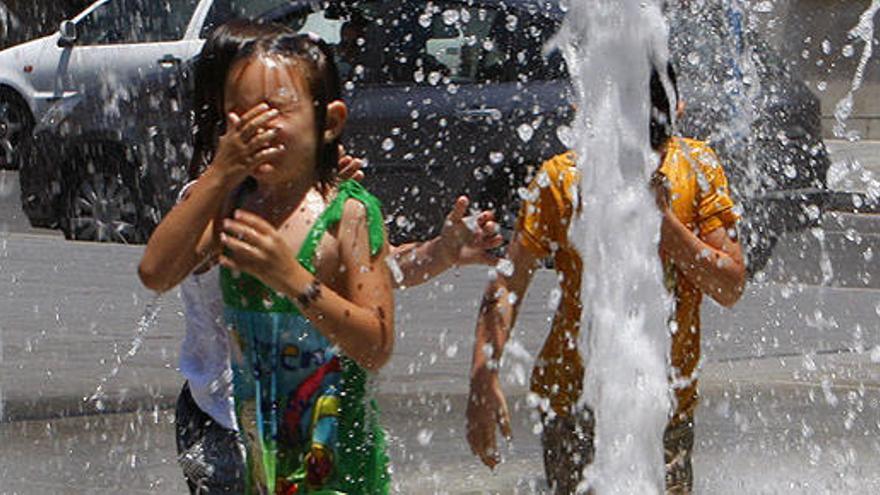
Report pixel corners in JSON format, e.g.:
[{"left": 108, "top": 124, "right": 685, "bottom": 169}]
[{"left": 76, "top": 0, "right": 199, "bottom": 45}]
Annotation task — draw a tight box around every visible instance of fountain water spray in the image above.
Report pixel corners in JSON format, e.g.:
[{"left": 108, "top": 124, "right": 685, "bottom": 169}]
[
  {"left": 86, "top": 295, "right": 162, "bottom": 411},
  {"left": 833, "top": 0, "right": 880, "bottom": 140},
  {"left": 555, "top": 1, "right": 672, "bottom": 493}
]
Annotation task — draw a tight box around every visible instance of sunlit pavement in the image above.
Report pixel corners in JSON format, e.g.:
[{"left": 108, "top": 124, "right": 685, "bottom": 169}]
[{"left": 2, "top": 141, "right": 880, "bottom": 493}]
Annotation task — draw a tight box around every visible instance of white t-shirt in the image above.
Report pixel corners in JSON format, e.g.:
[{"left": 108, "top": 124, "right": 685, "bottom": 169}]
[
  {"left": 178, "top": 265, "right": 236, "bottom": 430},
  {"left": 175, "top": 180, "right": 236, "bottom": 430}
]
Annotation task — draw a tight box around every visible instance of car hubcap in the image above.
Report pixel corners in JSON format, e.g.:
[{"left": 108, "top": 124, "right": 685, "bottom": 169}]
[
  {"left": 69, "top": 173, "right": 139, "bottom": 243},
  {"left": 0, "top": 99, "right": 25, "bottom": 167}
]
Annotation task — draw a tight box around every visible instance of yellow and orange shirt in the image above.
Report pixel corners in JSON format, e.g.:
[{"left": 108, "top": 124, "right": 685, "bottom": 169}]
[{"left": 516, "top": 137, "right": 738, "bottom": 422}]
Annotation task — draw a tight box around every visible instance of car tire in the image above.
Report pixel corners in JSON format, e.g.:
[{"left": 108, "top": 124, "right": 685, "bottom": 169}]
[
  {"left": 17, "top": 134, "right": 61, "bottom": 228},
  {"left": 61, "top": 149, "right": 145, "bottom": 244},
  {"left": 0, "top": 88, "right": 33, "bottom": 171}
]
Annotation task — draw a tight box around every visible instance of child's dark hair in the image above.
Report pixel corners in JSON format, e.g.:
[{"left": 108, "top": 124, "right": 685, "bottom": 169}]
[
  {"left": 188, "top": 20, "right": 343, "bottom": 191},
  {"left": 649, "top": 62, "right": 679, "bottom": 150}
]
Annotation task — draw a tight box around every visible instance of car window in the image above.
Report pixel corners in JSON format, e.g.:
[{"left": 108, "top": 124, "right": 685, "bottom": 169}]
[
  {"left": 200, "top": 0, "right": 305, "bottom": 37},
  {"left": 76, "top": 0, "right": 199, "bottom": 45},
  {"left": 367, "top": 1, "right": 566, "bottom": 86}
]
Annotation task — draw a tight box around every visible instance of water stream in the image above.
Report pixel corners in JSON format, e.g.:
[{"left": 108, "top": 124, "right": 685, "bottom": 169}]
[{"left": 557, "top": 1, "right": 672, "bottom": 492}]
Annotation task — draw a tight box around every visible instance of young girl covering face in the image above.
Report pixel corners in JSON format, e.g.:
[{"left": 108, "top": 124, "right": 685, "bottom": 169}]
[{"left": 142, "top": 25, "right": 394, "bottom": 494}]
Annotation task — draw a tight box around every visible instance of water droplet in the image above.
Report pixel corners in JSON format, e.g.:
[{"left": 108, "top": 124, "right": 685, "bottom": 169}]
[
  {"left": 821, "top": 39, "right": 832, "bottom": 55},
  {"left": 442, "top": 9, "right": 460, "bottom": 25},
  {"left": 428, "top": 71, "right": 442, "bottom": 86},
  {"left": 418, "top": 13, "right": 432, "bottom": 28},
  {"left": 686, "top": 51, "right": 700, "bottom": 66},
  {"left": 871, "top": 346, "right": 880, "bottom": 363},
  {"left": 517, "top": 123, "right": 534, "bottom": 142},
  {"left": 505, "top": 14, "right": 518, "bottom": 31},
  {"left": 446, "top": 343, "right": 458, "bottom": 358},
  {"left": 842, "top": 44, "right": 855, "bottom": 58},
  {"left": 489, "top": 151, "right": 504, "bottom": 164},
  {"left": 382, "top": 138, "right": 395, "bottom": 151},
  {"left": 496, "top": 259, "right": 514, "bottom": 277},
  {"left": 536, "top": 170, "right": 550, "bottom": 188},
  {"left": 556, "top": 125, "right": 574, "bottom": 148},
  {"left": 417, "top": 428, "right": 434, "bottom": 445},
  {"left": 547, "top": 287, "right": 562, "bottom": 309},
  {"left": 753, "top": 1, "right": 773, "bottom": 13}
]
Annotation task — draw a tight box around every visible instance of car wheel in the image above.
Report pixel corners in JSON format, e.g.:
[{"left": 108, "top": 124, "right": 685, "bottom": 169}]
[
  {"left": 0, "top": 89, "right": 33, "bottom": 170},
  {"left": 63, "top": 168, "right": 143, "bottom": 243}
]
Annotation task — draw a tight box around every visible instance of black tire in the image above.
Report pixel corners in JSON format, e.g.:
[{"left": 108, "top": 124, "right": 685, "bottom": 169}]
[
  {"left": 61, "top": 147, "right": 145, "bottom": 244},
  {"left": 0, "top": 88, "right": 34, "bottom": 170},
  {"left": 17, "top": 133, "right": 61, "bottom": 228}
]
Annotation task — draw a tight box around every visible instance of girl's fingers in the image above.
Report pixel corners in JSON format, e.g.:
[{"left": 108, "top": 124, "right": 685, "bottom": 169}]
[
  {"left": 220, "top": 231, "right": 259, "bottom": 255},
  {"left": 338, "top": 157, "right": 365, "bottom": 182},
  {"left": 476, "top": 211, "right": 495, "bottom": 227},
  {"left": 252, "top": 146, "right": 284, "bottom": 166},
  {"left": 222, "top": 218, "right": 262, "bottom": 246},
  {"left": 232, "top": 209, "right": 276, "bottom": 236},
  {"left": 226, "top": 112, "right": 242, "bottom": 131},
  {"left": 238, "top": 103, "right": 271, "bottom": 126},
  {"left": 247, "top": 128, "right": 280, "bottom": 152},
  {"left": 241, "top": 108, "right": 280, "bottom": 141},
  {"left": 218, "top": 254, "right": 241, "bottom": 272}
]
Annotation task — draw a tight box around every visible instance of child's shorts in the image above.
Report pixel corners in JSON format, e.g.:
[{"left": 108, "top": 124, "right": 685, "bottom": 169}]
[
  {"left": 541, "top": 409, "right": 694, "bottom": 494},
  {"left": 175, "top": 382, "right": 246, "bottom": 494}
]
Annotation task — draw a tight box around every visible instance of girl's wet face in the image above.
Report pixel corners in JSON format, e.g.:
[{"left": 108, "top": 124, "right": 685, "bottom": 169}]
[{"left": 224, "top": 54, "right": 318, "bottom": 185}]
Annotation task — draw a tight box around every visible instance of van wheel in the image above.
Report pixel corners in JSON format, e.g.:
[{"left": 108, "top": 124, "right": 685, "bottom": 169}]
[
  {"left": 62, "top": 167, "right": 143, "bottom": 243},
  {"left": 0, "top": 89, "right": 33, "bottom": 170}
]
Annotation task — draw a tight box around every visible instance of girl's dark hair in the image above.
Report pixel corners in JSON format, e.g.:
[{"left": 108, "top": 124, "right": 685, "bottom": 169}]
[
  {"left": 649, "top": 62, "right": 679, "bottom": 150},
  {"left": 188, "top": 20, "right": 343, "bottom": 191}
]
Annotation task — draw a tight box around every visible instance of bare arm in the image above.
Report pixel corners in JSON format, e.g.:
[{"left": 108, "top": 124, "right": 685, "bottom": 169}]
[
  {"left": 138, "top": 104, "right": 283, "bottom": 292},
  {"left": 137, "top": 168, "right": 232, "bottom": 292},
  {"left": 219, "top": 203, "right": 394, "bottom": 371},
  {"left": 659, "top": 211, "right": 745, "bottom": 307},
  {"left": 390, "top": 196, "right": 502, "bottom": 288},
  {"left": 466, "top": 235, "right": 540, "bottom": 468}
]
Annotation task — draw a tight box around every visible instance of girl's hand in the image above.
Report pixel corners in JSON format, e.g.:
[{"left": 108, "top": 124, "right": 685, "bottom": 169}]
[
  {"left": 337, "top": 145, "right": 365, "bottom": 182},
  {"left": 218, "top": 209, "right": 303, "bottom": 293},
  {"left": 650, "top": 171, "right": 671, "bottom": 213},
  {"left": 437, "top": 196, "right": 503, "bottom": 266},
  {"left": 211, "top": 103, "right": 285, "bottom": 186}
]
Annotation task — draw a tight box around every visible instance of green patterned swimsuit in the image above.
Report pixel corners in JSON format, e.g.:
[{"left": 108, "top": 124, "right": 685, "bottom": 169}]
[{"left": 221, "top": 180, "right": 390, "bottom": 494}]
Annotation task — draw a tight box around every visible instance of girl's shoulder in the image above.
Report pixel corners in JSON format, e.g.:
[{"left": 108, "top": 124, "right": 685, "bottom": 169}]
[{"left": 327, "top": 180, "right": 386, "bottom": 257}]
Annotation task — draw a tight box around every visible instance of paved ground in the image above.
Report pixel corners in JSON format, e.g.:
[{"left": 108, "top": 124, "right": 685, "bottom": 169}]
[{"left": 2, "top": 141, "right": 880, "bottom": 493}]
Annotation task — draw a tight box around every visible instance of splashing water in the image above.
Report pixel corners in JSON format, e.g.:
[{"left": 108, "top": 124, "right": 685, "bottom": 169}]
[
  {"left": 556, "top": 1, "right": 672, "bottom": 493},
  {"left": 833, "top": 0, "right": 880, "bottom": 140},
  {"left": 86, "top": 296, "right": 162, "bottom": 411}
]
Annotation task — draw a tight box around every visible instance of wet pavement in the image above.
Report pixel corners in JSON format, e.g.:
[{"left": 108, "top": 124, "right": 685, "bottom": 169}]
[{"left": 2, "top": 141, "right": 880, "bottom": 493}]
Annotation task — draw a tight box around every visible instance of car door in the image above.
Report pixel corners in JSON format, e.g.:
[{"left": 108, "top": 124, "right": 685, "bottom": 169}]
[
  {"left": 417, "top": 1, "right": 571, "bottom": 229},
  {"left": 342, "top": 0, "right": 570, "bottom": 242},
  {"left": 29, "top": 0, "right": 204, "bottom": 102}
]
